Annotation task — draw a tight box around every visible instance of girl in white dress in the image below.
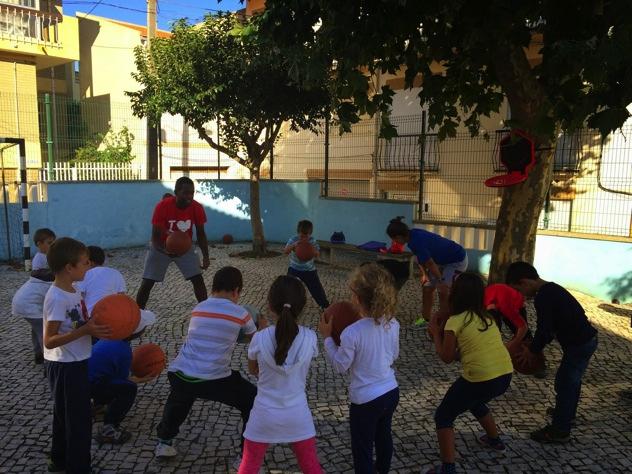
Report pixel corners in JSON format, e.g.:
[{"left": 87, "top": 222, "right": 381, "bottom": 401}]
[{"left": 238, "top": 275, "right": 323, "bottom": 474}]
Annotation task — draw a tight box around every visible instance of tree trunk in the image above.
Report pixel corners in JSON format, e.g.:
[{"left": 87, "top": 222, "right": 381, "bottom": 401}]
[
  {"left": 249, "top": 167, "right": 266, "bottom": 255},
  {"left": 488, "top": 145, "right": 554, "bottom": 283}
]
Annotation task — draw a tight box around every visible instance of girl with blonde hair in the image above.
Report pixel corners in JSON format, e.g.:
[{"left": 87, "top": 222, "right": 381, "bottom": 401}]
[{"left": 319, "top": 263, "right": 400, "bottom": 474}]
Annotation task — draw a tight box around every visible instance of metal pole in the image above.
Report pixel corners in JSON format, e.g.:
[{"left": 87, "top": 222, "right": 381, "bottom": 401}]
[
  {"left": 146, "top": 0, "right": 158, "bottom": 179},
  {"left": 45, "top": 93, "right": 55, "bottom": 180},
  {"left": 418, "top": 111, "right": 426, "bottom": 220},
  {"left": 18, "top": 139, "right": 30, "bottom": 271},
  {"left": 269, "top": 142, "right": 274, "bottom": 180},
  {"left": 324, "top": 116, "right": 330, "bottom": 197},
  {"left": 217, "top": 118, "right": 221, "bottom": 180},
  {"left": 0, "top": 148, "right": 12, "bottom": 260}
]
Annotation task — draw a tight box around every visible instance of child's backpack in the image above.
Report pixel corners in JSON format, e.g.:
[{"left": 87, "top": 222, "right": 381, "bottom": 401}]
[{"left": 330, "top": 231, "right": 346, "bottom": 244}]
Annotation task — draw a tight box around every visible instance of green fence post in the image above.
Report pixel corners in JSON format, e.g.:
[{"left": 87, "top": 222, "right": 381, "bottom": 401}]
[{"left": 44, "top": 93, "right": 55, "bottom": 180}]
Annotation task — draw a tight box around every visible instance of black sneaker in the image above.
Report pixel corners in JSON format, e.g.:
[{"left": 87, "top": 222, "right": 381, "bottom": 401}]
[
  {"left": 546, "top": 407, "right": 577, "bottom": 427},
  {"left": 530, "top": 425, "right": 571, "bottom": 444}
]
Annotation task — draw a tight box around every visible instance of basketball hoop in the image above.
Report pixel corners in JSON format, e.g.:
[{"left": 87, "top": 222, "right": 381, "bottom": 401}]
[{"left": 485, "top": 129, "right": 535, "bottom": 188}]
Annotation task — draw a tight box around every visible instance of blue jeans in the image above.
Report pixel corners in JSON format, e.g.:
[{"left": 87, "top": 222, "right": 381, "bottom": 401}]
[
  {"left": 349, "top": 387, "right": 399, "bottom": 474},
  {"left": 287, "top": 267, "right": 330, "bottom": 309},
  {"left": 552, "top": 335, "right": 598, "bottom": 432}
]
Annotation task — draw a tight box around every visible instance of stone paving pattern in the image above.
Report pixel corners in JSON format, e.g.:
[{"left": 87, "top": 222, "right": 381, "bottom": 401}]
[{"left": 1, "top": 244, "right": 631, "bottom": 473}]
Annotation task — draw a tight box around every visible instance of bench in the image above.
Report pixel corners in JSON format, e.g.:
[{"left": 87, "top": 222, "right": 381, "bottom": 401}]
[{"left": 316, "top": 240, "right": 417, "bottom": 277}]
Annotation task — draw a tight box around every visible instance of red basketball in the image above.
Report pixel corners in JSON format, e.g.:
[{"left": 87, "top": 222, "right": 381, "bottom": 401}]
[
  {"left": 509, "top": 341, "right": 546, "bottom": 375},
  {"left": 325, "top": 301, "right": 361, "bottom": 345},
  {"left": 131, "top": 343, "right": 166, "bottom": 378},
  {"left": 91, "top": 294, "right": 141, "bottom": 340},
  {"left": 295, "top": 240, "right": 316, "bottom": 262},
  {"left": 165, "top": 230, "right": 192, "bottom": 256},
  {"left": 222, "top": 234, "right": 234, "bottom": 244}
]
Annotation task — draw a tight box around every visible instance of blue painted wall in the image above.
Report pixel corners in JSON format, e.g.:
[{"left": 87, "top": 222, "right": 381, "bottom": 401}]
[
  {"left": 470, "top": 235, "right": 632, "bottom": 304},
  {"left": 0, "top": 179, "right": 413, "bottom": 257},
  {"left": 1, "top": 179, "right": 629, "bottom": 303}
]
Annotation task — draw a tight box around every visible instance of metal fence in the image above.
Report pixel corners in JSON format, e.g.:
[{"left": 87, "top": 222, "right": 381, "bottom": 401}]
[{"left": 1, "top": 90, "right": 630, "bottom": 239}]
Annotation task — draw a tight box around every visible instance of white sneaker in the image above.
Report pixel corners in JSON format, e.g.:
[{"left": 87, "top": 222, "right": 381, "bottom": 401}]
[{"left": 155, "top": 442, "right": 177, "bottom": 458}]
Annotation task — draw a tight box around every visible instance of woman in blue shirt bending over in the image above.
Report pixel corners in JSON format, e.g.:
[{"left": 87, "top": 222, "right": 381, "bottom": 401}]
[{"left": 386, "top": 217, "right": 468, "bottom": 325}]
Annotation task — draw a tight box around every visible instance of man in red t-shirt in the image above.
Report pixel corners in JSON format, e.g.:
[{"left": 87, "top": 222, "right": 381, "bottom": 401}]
[{"left": 136, "top": 177, "right": 210, "bottom": 309}]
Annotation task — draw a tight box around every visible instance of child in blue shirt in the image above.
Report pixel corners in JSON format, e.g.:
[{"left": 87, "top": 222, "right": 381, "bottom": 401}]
[
  {"left": 284, "top": 220, "right": 330, "bottom": 309},
  {"left": 386, "top": 217, "right": 467, "bottom": 324},
  {"left": 89, "top": 309, "right": 158, "bottom": 444}
]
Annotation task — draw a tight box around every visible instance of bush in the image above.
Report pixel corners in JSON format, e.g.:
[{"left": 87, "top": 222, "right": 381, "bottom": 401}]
[{"left": 74, "top": 126, "right": 135, "bottom": 163}]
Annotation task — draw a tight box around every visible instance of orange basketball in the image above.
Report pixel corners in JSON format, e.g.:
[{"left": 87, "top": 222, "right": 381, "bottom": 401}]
[
  {"left": 325, "top": 301, "right": 361, "bottom": 345},
  {"left": 165, "top": 230, "right": 192, "bottom": 256},
  {"left": 91, "top": 294, "right": 141, "bottom": 340},
  {"left": 222, "top": 234, "right": 234, "bottom": 244},
  {"left": 508, "top": 341, "right": 546, "bottom": 375},
  {"left": 131, "top": 343, "right": 166, "bottom": 378},
  {"left": 295, "top": 240, "right": 316, "bottom": 262}
]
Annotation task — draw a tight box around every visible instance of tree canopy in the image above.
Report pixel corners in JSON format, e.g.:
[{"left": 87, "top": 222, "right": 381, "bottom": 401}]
[
  {"left": 260, "top": 0, "right": 632, "bottom": 140},
  {"left": 128, "top": 13, "right": 330, "bottom": 253}
]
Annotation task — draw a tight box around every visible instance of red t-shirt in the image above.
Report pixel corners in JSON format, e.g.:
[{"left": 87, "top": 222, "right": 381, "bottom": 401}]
[
  {"left": 151, "top": 196, "right": 207, "bottom": 242},
  {"left": 484, "top": 284, "right": 527, "bottom": 329}
]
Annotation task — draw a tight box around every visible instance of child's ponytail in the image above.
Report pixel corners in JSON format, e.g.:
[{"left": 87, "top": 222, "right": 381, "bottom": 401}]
[
  {"left": 267, "top": 275, "right": 307, "bottom": 366},
  {"left": 275, "top": 304, "right": 299, "bottom": 365}
]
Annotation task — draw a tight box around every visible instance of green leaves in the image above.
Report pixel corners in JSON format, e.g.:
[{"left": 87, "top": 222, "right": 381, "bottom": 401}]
[
  {"left": 127, "top": 13, "right": 330, "bottom": 166},
  {"left": 261, "top": 0, "right": 632, "bottom": 140}
]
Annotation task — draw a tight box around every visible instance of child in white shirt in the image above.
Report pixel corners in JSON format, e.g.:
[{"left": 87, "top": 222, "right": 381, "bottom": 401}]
[
  {"left": 319, "top": 263, "right": 400, "bottom": 474},
  {"left": 239, "top": 275, "right": 322, "bottom": 474},
  {"left": 43, "top": 237, "right": 110, "bottom": 473},
  {"left": 31, "top": 227, "right": 56, "bottom": 271},
  {"left": 76, "top": 246, "right": 127, "bottom": 315}
]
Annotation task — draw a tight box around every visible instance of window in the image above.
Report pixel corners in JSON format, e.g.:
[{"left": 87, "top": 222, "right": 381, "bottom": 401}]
[{"left": 0, "top": 0, "right": 38, "bottom": 9}]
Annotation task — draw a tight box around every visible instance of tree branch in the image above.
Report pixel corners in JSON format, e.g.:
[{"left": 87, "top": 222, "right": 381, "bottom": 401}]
[{"left": 196, "top": 127, "right": 249, "bottom": 168}]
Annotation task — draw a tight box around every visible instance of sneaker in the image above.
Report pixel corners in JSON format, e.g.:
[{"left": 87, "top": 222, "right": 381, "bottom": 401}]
[
  {"left": 414, "top": 318, "right": 428, "bottom": 327},
  {"left": 546, "top": 408, "right": 576, "bottom": 427},
  {"left": 94, "top": 424, "right": 132, "bottom": 444},
  {"left": 530, "top": 425, "right": 571, "bottom": 444},
  {"left": 155, "top": 441, "right": 177, "bottom": 459},
  {"left": 477, "top": 434, "right": 506, "bottom": 451}
]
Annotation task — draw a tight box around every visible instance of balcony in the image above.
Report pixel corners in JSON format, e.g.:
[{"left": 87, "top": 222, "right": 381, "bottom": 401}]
[
  {"left": 0, "top": 2, "right": 79, "bottom": 67},
  {"left": 0, "top": 3, "right": 61, "bottom": 47}
]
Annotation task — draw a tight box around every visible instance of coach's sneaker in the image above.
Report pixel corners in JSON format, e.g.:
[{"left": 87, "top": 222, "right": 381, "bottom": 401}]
[
  {"left": 95, "top": 424, "right": 132, "bottom": 444},
  {"left": 155, "top": 440, "right": 177, "bottom": 459},
  {"left": 530, "top": 424, "right": 571, "bottom": 444}
]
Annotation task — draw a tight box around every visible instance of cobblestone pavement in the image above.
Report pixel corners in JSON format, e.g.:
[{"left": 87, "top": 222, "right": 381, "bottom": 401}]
[{"left": 1, "top": 244, "right": 631, "bottom": 473}]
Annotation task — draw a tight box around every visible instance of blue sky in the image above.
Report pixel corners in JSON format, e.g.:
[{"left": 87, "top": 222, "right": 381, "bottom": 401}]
[{"left": 62, "top": 0, "right": 244, "bottom": 31}]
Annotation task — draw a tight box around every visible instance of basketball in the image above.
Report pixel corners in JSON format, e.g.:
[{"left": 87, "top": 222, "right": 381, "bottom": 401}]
[
  {"left": 91, "top": 294, "right": 141, "bottom": 340},
  {"left": 165, "top": 230, "right": 192, "bottom": 256},
  {"left": 325, "top": 301, "right": 361, "bottom": 345},
  {"left": 509, "top": 341, "right": 546, "bottom": 375},
  {"left": 237, "top": 304, "right": 259, "bottom": 343},
  {"left": 222, "top": 234, "right": 234, "bottom": 245},
  {"left": 295, "top": 240, "right": 316, "bottom": 262},
  {"left": 131, "top": 343, "right": 166, "bottom": 378}
]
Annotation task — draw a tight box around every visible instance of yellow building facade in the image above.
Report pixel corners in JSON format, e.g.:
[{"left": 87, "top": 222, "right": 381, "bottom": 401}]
[{"left": 0, "top": 0, "right": 79, "bottom": 180}]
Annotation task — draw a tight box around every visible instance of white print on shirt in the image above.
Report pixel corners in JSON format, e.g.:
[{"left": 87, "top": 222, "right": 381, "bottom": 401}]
[{"left": 167, "top": 219, "right": 192, "bottom": 233}]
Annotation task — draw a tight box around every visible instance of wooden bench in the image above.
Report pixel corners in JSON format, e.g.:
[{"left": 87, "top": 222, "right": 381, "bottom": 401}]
[{"left": 316, "top": 240, "right": 417, "bottom": 277}]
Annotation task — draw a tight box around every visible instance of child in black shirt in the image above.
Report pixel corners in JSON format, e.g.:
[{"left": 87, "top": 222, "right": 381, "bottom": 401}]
[{"left": 506, "top": 262, "right": 597, "bottom": 443}]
